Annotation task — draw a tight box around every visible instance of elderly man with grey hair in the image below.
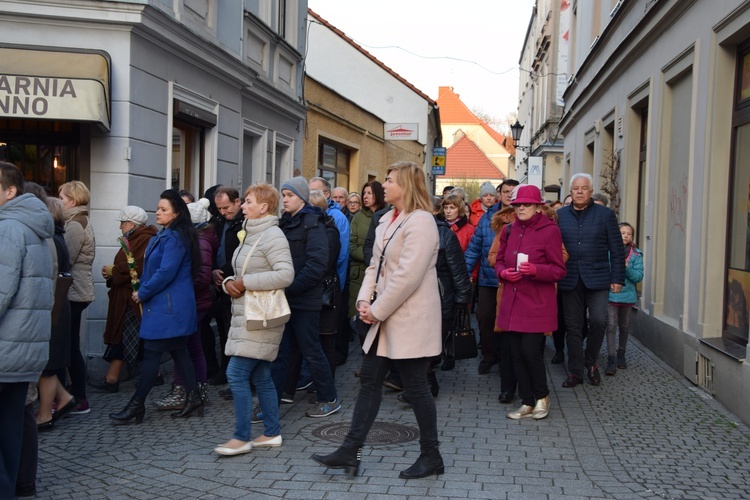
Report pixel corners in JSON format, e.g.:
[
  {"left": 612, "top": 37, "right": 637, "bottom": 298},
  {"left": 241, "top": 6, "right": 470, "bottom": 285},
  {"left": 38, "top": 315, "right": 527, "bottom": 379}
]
[{"left": 556, "top": 173, "right": 624, "bottom": 388}]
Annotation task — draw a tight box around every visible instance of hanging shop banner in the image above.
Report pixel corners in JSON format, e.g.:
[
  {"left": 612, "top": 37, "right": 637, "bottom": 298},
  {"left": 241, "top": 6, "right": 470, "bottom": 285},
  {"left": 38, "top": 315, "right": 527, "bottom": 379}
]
[{"left": 0, "top": 46, "right": 111, "bottom": 130}]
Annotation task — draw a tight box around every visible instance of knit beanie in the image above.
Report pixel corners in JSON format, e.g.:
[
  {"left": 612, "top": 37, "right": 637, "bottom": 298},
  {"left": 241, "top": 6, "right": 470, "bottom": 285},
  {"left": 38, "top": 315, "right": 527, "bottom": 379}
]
[
  {"left": 187, "top": 198, "right": 211, "bottom": 224},
  {"left": 480, "top": 182, "right": 496, "bottom": 197},
  {"left": 281, "top": 176, "right": 309, "bottom": 203}
]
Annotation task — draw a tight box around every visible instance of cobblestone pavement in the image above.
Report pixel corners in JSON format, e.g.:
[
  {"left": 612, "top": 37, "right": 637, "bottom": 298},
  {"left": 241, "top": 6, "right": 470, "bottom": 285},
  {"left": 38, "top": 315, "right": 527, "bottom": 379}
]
[{"left": 32, "top": 334, "right": 750, "bottom": 499}]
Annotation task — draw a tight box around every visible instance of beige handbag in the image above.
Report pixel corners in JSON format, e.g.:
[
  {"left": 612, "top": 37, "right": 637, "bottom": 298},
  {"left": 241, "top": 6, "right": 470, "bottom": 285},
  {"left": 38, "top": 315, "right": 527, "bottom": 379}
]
[{"left": 239, "top": 231, "right": 291, "bottom": 329}]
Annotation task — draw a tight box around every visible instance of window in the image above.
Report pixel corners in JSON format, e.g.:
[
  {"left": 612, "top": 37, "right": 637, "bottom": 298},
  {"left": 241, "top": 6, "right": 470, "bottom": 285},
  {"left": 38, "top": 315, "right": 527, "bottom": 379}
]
[
  {"left": 318, "top": 141, "right": 350, "bottom": 189},
  {"left": 170, "top": 87, "right": 218, "bottom": 199},
  {"left": 0, "top": 118, "right": 79, "bottom": 195},
  {"left": 724, "top": 43, "right": 750, "bottom": 345}
]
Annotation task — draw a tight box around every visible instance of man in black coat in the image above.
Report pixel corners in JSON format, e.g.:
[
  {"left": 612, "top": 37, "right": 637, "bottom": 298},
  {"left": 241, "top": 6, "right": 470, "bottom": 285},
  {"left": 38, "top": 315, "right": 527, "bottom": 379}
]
[
  {"left": 273, "top": 176, "right": 340, "bottom": 418},
  {"left": 208, "top": 186, "right": 244, "bottom": 385},
  {"left": 557, "top": 173, "right": 625, "bottom": 388}
]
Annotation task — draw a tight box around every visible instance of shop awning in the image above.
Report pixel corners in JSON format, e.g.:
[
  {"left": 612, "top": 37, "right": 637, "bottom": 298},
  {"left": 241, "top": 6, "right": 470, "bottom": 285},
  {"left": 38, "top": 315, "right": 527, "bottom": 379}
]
[{"left": 0, "top": 46, "right": 111, "bottom": 130}]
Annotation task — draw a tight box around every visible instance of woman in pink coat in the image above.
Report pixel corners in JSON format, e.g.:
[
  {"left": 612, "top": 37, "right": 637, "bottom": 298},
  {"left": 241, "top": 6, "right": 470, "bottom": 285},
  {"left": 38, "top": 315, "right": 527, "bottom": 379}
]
[
  {"left": 312, "top": 161, "right": 443, "bottom": 479},
  {"left": 495, "top": 185, "right": 566, "bottom": 421}
]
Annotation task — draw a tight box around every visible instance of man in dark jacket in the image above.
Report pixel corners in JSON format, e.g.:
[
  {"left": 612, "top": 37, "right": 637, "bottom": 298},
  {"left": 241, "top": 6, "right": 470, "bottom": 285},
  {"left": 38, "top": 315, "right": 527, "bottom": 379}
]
[
  {"left": 273, "top": 176, "right": 341, "bottom": 418},
  {"left": 208, "top": 186, "right": 244, "bottom": 385},
  {"left": 0, "top": 162, "right": 54, "bottom": 497},
  {"left": 557, "top": 173, "right": 625, "bottom": 388}
]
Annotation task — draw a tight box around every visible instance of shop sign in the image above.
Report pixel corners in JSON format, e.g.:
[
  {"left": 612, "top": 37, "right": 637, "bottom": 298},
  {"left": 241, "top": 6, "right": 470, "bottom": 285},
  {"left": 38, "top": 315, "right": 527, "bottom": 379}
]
[
  {"left": 384, "top": 123, "right": 418, "bottom": 141},
  {"left": 0, "top": 75, "right": 106, "bottom": 125}
]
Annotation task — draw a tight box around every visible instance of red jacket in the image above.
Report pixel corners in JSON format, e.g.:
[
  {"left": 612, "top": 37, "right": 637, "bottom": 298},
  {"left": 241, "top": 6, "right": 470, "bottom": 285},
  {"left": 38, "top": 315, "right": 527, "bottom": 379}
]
[
  {"left": 447, "top": 216, "right": 475, "bottom": 252},
  {"left": 495, "top": 211, "right": 566, "bottom": 333},
  {"left": 469, "top": 198, "right": 488, "bottom": 226}
]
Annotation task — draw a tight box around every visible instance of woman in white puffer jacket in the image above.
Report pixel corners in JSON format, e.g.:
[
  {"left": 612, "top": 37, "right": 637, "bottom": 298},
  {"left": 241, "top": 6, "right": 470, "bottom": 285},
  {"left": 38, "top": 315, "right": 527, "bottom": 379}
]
[{"left": 213, "top": 182, "right": 294, "bottom": 456}]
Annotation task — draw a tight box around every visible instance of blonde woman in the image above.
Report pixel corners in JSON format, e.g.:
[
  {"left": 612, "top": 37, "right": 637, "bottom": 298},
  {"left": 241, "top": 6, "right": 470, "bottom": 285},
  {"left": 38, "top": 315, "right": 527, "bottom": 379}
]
[
  {"left": 313, "top": 161, "right": 443, "bottom": 479},
  {"left": 59, "top": 180, "right": 95, "bottom": 415},
  {"left": 214, "top": 183, "right": 294, "bottom": 455}
]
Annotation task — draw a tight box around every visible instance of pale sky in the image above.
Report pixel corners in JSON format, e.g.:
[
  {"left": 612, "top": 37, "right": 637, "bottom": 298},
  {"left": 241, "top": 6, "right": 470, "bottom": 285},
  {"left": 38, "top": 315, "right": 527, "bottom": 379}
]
[{"left": 307, "top": 0, "right": 536, "bottom": 127}]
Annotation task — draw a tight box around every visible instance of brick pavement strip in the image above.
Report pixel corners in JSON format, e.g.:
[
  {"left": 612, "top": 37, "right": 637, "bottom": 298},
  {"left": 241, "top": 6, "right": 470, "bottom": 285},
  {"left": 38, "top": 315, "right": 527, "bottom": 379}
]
[{"left": 30, "top": 334, "right": 750, "bottom": 499}]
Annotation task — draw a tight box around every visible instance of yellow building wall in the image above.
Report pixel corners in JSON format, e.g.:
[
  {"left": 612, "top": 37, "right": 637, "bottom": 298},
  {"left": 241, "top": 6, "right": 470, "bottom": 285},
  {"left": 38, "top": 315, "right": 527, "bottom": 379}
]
[{"left": 302, "top": 78, "right": 425, "bottom": 192}]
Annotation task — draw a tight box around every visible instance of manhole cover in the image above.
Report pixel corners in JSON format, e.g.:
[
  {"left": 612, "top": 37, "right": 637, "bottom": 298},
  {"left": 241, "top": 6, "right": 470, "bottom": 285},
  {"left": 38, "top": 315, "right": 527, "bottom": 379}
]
[{"left": 312, "top": 421, "right": 419, "bottom": 445}]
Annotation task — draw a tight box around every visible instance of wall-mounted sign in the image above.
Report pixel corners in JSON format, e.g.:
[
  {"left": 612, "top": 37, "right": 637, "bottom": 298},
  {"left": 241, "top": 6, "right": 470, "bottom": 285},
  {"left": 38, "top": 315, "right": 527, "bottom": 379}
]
[
  {"left": 384, "top": 123, "right": 418, "bottom": 141},
  {"left": 528, "top": 156, "right": 544, "bottom": 189},
  {"left": 431, "top": 147, "right": 446, "bottom": 175}
]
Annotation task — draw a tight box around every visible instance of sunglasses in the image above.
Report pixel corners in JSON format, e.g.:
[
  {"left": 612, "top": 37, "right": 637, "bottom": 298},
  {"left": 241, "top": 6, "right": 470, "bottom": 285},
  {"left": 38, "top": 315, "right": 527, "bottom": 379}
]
[{"left": 514, "top": 203, "right": 535, "bottom": 208}]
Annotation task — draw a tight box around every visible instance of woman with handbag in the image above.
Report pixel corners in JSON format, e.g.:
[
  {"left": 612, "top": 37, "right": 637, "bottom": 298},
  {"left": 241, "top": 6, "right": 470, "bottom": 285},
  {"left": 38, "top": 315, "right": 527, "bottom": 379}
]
[
  {"left": 110, "top": 190, "right": 202, "bottom": 424},
  {"left": 312, "top": 161, "right": 443, "bottom": 479},
  {"left": 214, "top": 183, "right": 294, "bottom": 455},
  {"left": 494, "top": 185, "right": 566, "bottom": 420}
]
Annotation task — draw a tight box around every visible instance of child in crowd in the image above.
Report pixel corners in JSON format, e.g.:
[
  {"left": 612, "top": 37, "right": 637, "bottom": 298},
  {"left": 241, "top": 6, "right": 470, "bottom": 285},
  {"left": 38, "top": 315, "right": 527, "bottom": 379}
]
[{"left": 605, "top": 222, "right": 644, "bottom": 375}]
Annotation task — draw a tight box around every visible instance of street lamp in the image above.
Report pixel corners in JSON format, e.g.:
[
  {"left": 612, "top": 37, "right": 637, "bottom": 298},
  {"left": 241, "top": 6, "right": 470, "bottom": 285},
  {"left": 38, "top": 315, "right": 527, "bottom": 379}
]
[{"left": 510, "top": 120, "right": 532, "bottom": 152}]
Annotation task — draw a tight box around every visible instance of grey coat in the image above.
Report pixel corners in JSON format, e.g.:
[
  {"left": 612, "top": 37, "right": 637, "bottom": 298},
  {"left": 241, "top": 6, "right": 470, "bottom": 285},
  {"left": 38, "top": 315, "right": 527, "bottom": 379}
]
[
  {"left": 226, "top": 216, "right": 295, "bottom": 362},
  {"left": 0, "top": 193, "right": 55, "bottom": 383}
]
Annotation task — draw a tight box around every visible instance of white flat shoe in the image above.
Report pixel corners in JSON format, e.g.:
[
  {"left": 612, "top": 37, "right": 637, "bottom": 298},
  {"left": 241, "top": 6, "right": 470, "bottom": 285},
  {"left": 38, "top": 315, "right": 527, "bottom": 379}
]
[
  {"left": 252, "top": 435, "right": 282, "bottom": 447},
  {"left": 214, "top": 442, "right": 253, "bottom": 456}
]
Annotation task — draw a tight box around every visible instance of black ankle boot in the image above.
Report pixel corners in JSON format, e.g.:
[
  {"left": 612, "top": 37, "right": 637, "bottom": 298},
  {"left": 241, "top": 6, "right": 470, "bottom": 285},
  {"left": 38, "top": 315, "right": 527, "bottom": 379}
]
[
  {"left": 427, "top": 371, "right": 439, "bottom": 398},
  {"left": 171, "top": 388, "right": 205, "bottom": 418},
  {"left": 399, "top": 449, "right": 444, "bottom": 479},
  {"left": 109, "top": 396, "right": 145, "bottom": 425},
  {"left": 311, "top": 446, "right": 362, "bottom": 476}
]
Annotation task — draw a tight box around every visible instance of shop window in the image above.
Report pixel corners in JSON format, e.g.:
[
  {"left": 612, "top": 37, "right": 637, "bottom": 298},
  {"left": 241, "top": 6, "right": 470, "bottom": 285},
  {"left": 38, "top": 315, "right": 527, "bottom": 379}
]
[
  {"left": 0, "top": 118, "right": 78, "bottom": 195},
  {"left": 723, "top": 44, "right": 750, "bottom": 346},
  {"left": 318, "top": 141, "right": 350, "bottom": 190}
]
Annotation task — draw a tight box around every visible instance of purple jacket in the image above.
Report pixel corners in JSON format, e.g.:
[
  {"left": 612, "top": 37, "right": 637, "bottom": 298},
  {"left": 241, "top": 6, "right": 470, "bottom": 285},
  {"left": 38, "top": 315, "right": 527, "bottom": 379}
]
[
  {"left": 195, "top": 226, "right": 219, "bottom": 313},
  {"left": 495, "top": 211, "right": 566, "bottom": 333}
]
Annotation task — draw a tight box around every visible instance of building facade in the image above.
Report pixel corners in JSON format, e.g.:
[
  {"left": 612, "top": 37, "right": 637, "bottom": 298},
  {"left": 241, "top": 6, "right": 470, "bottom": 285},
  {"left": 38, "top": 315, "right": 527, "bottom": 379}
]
[
  {"left": 0, "top": 0, "right": 308, "bottom": 356},
  {"left": 304, "top": 10, "right": 440, "bottom": 192},
  {"left": 558, "top": 0, "right": 750, "bottom": 425},
  {"left": 516, "top": 0, "right": 568, "bottom": 200}
]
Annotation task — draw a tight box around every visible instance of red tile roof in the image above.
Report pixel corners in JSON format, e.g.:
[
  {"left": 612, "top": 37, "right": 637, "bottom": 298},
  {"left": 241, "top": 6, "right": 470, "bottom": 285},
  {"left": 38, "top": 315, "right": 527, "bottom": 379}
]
[
  {"left": 309, "top": 10, "right": 435, "bottom": 105},
  {"left": 437, "top": 86, "right": 514, "bottom": 155},
  {"left": 445, "top": 134, "right": 505, "bottom": 180}
]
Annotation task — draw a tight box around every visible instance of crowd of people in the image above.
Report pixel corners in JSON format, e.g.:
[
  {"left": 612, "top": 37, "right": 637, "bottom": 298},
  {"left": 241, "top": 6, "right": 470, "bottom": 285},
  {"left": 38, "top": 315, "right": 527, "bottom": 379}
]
[{"left": 0, "top": 158, "right": 643, "bottom": 495}]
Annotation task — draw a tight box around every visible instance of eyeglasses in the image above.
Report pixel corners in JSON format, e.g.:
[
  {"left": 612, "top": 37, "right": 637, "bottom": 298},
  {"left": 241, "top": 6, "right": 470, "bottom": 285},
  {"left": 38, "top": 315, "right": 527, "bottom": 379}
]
[{"left": 348, "top": 200, "right": 361, "bottom": 205}]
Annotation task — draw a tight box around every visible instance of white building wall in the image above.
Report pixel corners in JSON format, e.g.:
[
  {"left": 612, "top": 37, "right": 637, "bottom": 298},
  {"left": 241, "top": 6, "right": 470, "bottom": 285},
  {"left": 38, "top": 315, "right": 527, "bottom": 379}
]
[{"left": 306, "top": 14, "right": 432, "bottom": 147}]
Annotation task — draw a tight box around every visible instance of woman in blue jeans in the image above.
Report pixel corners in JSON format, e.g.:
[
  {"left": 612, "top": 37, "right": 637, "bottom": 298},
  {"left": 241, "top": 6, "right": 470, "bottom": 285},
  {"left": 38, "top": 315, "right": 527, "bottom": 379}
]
[{"left": 215, "top": 183, "right": 294, "bottom": 455}]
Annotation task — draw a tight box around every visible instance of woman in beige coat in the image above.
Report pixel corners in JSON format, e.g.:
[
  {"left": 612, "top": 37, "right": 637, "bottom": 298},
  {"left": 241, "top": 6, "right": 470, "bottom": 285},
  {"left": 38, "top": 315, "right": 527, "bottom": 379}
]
[
  {"left": 59, "top": 180, "right": 96, "bottom": 415},
  {"left": 313, "top": 161, "right": 443, "bottom": 479},
  {"left": 214, "top": 183, "right": 294, "bottom": 456}
]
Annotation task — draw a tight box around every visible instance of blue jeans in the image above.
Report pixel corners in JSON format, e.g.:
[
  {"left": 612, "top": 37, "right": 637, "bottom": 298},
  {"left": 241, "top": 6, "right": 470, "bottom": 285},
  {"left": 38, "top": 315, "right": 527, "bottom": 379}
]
[
  {"left": 272, "top": 309, "right": 337, "bottom": 403},
  {"left": 227, "top": 356, "right": 280, "bottom": 441}
]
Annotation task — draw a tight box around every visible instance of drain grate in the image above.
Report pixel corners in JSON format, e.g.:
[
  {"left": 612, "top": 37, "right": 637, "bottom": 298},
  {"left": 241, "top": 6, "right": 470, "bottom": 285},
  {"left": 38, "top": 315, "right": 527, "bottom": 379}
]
[{"left": 312, "top": 421, "right": 419, "bottom": 445}]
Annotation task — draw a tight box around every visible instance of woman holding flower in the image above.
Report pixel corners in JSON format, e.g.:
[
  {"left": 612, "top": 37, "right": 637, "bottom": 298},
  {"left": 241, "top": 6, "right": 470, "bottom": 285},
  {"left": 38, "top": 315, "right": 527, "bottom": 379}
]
[{"left": 90, "top": 206, "right": 156, "bottom": 392}]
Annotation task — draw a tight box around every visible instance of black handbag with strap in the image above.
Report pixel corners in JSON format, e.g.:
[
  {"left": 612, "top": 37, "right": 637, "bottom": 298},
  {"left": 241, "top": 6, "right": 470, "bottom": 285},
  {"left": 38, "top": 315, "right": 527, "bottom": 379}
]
[{"left": 443, "top": 306, "right": 478, "bottom": 360}]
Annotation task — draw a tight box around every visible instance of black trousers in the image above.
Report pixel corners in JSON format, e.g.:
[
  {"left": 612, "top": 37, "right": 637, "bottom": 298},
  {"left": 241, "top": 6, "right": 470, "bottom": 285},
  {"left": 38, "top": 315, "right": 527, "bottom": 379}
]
[
  {"left": 563, "top": 281, "right": 608, "bottom": 379},
  {"left": 477, "top": 286, "right": 498, "bottom": 363},
  {"left": 0, "top": 382, "right": 28, "bottom": 499},
  {"left": 343, "top": 336, "right": 438, "bottom": 452},
  {"left": 507, "top": 332, "right": 548, "bottom": 406},
  {"left": 136, "top": 338, "right": 196, "bottom": 399}
]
